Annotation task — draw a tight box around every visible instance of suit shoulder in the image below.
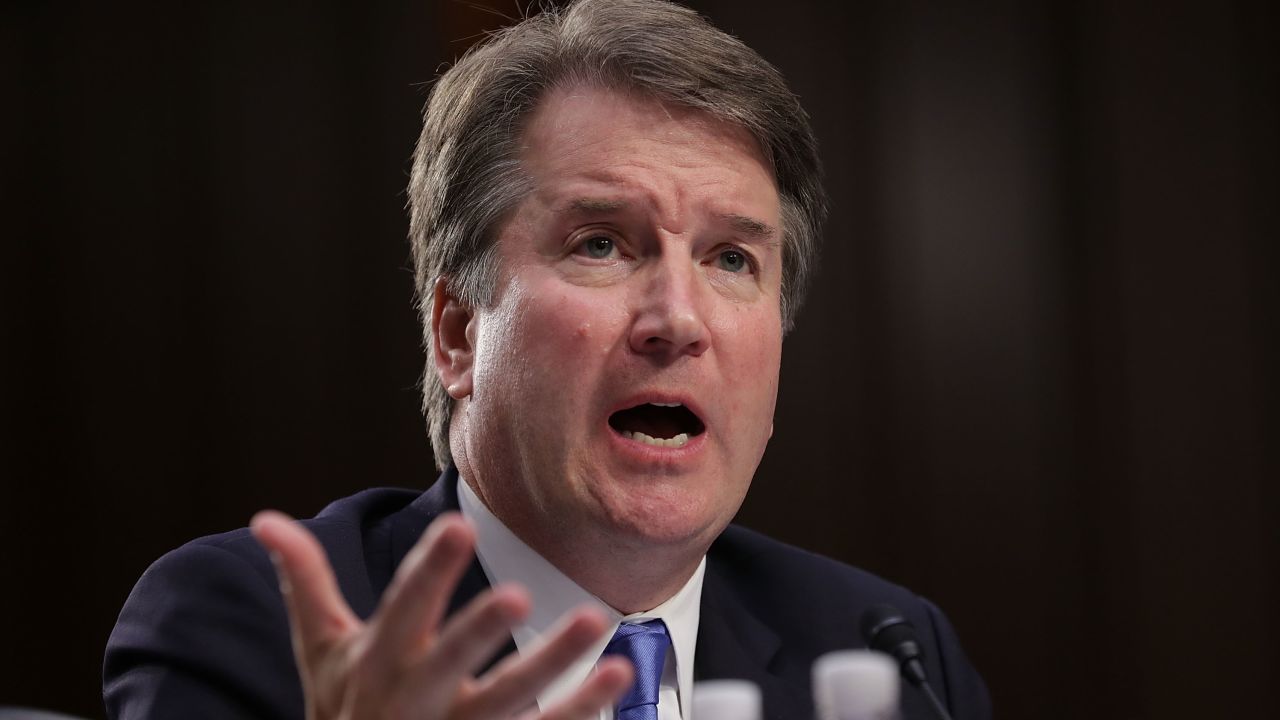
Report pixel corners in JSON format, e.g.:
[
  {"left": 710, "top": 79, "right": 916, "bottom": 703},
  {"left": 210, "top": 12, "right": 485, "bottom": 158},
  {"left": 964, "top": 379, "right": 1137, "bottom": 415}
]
[
  {"left": 709, "top": 523, "right": 920, "bottom": 607},
  {"left": 112, "top": 483, "right": 421, "bottom": 656},
  {"left": 104, "top": 486, "right": 425, "bottom": 719},
  {"left": 149, "top": 486, "right": 422, "bottom": 580},
  {"left": 705, "top": 524, "right": 934, "bottom": 654},
  {"left": 706, "top": 525, "right": 991, "bottom": 720},
  {"left": 105, "top": 534, "right": 300, "bottom": 718}
]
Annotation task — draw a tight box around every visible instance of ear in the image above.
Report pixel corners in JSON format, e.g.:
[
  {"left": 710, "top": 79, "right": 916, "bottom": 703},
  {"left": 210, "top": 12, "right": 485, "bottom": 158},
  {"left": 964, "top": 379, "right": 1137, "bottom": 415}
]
[{"left": 431, "top": 277, "right": 476, "bottom": 400}]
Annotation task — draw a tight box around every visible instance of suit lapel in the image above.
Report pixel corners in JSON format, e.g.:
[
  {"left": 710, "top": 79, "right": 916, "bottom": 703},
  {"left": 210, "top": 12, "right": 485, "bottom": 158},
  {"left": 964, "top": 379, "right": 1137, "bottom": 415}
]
[
  {"left": 696, "top": 560, "right": 812, "bottom": 720},
  {"left": 388, "top": 470, "right": 490, "bottom": 611},
  {"left": 385, "top": 468, "right": 516, "bottom": 667}
]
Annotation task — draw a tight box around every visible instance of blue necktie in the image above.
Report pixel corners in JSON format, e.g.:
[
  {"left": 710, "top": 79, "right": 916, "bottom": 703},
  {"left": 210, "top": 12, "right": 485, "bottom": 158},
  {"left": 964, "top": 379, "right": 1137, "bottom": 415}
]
[{"left": 603, "top": 620, "right": 670, "bottom": 720}]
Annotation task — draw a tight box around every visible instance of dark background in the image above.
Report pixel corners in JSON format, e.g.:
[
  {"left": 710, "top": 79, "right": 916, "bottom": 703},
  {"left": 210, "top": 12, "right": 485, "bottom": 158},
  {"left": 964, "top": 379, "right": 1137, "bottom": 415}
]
[{"left": 3, "top": 1, "right": 1275, "bottom": 717}]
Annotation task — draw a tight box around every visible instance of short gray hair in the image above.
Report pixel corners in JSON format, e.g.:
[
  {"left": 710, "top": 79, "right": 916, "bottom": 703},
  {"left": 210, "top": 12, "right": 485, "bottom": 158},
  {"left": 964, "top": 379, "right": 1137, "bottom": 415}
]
[{"left": 409, "top": 0, "right": 827, "bottom": 469}]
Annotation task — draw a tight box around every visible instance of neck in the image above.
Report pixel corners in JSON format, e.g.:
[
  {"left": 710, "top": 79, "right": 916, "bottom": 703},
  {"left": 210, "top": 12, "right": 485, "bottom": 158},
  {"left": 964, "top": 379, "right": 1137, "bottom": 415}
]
[
  {"left": 460, "top": 478, "right": 704, "bottom": 614},
  {"left": 450, "top": 425, "right": 711, "bottom": 614},
  {"left": 489, "top": 488, "right": 705, "bottom": 614},
  {"left": 541, "top": 531, "right": 704, "bottom": 614}
]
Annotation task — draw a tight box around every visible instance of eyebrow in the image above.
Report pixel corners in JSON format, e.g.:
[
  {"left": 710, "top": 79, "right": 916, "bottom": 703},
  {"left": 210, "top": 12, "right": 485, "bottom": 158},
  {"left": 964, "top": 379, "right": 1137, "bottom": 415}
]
[
  {"left": 563, "top": 198, "right": 779, "bottom": 241},
  {"left": 721, "top": 213, "right": 779, "bottom": 241},
  {"left": 567, "top": 197, "right": 629, "bottom": 213}
]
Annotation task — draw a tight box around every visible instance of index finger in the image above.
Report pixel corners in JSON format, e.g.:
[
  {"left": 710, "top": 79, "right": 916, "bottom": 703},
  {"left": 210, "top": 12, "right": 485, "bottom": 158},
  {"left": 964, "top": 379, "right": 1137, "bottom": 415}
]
[
  {"left": 365, "top": 512, "right": 479, "bottom": 661},
  {"left": 251, "top": 510, "right": 360, "bottom": 661}
]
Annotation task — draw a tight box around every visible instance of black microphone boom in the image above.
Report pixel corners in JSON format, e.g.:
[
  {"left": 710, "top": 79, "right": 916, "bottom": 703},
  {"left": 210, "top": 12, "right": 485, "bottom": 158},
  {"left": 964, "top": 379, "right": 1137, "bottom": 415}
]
[{"left": 858, "top": 604, "right": 955, "bottom": 720}]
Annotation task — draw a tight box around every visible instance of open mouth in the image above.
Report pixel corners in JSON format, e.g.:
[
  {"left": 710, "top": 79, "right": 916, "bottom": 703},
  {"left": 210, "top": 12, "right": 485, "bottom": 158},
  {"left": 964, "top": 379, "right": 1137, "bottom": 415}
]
[{"left": 608, "top": 402, "right": 706, "bottom": 448}]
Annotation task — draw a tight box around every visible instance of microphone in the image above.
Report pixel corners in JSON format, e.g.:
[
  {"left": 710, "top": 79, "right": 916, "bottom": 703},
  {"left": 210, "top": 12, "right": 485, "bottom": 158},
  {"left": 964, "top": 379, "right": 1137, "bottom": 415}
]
[
  {"left": 859, "top": 605, "right": 954, "bottom": 720},
  {"left": 811, "top": 650, "right": 899, "bottom": 720},
  {"left": 692, "top": 679, "right": 762, "bottom": 720}
]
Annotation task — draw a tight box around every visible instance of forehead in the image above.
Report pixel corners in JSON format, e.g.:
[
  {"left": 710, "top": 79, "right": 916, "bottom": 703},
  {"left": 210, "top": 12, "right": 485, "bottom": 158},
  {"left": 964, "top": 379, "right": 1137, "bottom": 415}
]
[
  {"left": 521, "top": 84, "right": 767, "bottom": 157},
  {"left": 517, "top": 84, "right": 780, "bottom": 217}
]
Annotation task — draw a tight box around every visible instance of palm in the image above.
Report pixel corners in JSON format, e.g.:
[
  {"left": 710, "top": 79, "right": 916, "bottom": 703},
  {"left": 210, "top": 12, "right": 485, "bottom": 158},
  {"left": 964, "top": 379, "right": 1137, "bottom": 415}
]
[{"left": 251, "top": 510, "right": 633, "bottom": 720}]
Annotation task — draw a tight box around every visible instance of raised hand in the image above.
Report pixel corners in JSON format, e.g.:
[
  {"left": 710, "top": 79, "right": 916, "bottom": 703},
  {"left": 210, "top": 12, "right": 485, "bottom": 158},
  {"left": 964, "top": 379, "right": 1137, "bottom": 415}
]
[{"left": 251, "top": 510, "right": 632, "bottom": 720}]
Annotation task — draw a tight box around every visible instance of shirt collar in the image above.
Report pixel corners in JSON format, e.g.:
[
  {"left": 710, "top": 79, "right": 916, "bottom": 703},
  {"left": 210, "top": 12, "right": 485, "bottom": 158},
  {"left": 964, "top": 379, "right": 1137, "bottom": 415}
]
[{"left": 458, "top": 476, "right": 704, "bottom": 716}]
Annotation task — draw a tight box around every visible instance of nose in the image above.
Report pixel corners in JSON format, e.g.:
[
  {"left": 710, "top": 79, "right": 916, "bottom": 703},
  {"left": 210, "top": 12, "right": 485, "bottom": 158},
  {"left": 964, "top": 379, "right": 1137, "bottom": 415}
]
[{"left": 628, "top": 255, "right": 711, "bottom": 359}]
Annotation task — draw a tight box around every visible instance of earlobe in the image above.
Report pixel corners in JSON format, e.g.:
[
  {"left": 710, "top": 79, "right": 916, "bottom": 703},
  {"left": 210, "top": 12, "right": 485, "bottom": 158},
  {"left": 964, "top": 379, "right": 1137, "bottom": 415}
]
[{"left": 431, "top": 277, "right": 476, "bottom": 399}]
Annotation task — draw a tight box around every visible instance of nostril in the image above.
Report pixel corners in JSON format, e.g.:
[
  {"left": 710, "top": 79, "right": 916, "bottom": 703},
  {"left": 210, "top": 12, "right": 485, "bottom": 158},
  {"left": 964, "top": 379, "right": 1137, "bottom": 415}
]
[{"left": 630, "top": 308, "right": 709, "bottom": 357}]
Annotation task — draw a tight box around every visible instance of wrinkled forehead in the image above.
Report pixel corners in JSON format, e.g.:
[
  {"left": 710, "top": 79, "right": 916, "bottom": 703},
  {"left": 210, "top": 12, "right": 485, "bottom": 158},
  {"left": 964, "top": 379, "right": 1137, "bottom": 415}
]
[
  {"left": 507, "top": 86, "right": 782, "bottom": 262},
  {"left": 519, "top": 82, "right": 777, "bottom": 185}
]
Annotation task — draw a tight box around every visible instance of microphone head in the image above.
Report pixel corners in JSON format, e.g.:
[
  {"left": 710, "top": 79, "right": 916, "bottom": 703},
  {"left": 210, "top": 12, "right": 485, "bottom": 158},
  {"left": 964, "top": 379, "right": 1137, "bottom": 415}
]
[
  {"left": 692, "top": 679, "right": 762, "bottom": 720},
  {"left": 859, "top": 604, "right": 927, "bottom": 685},
  {"left": 811, "top": 650, "right": 899, "bottom": 720},
  {"left": 859, "top": 604, "right": 908, "bottom": 647}
]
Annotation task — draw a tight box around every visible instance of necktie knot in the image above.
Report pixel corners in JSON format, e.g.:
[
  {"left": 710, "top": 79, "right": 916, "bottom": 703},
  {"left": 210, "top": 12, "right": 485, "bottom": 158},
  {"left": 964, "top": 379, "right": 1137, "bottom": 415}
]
[{"left": 603, "top": 620, "right": 670, "bottom": 720}]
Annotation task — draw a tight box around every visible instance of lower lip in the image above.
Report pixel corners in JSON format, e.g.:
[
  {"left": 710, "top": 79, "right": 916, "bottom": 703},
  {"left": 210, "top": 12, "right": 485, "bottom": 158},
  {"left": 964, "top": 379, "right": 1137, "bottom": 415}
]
[{"left": 607, "top": 426, "right": 708, "bottom": 464}]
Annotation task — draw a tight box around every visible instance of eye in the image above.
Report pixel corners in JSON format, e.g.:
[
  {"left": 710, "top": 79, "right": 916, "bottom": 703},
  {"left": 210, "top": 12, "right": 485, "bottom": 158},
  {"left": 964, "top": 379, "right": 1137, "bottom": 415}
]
[
  {"left": 716, "top": 248, "right": 751, "bottom": 273},
  {"left": 575, "top": 235, "right": 617, "bottom": 260}
]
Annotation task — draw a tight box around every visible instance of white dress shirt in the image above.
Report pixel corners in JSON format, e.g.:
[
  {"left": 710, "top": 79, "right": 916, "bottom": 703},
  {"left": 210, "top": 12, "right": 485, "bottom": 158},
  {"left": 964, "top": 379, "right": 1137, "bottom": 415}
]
[{"left": 458, "top": 478, "right": 704, "bottom": 720}]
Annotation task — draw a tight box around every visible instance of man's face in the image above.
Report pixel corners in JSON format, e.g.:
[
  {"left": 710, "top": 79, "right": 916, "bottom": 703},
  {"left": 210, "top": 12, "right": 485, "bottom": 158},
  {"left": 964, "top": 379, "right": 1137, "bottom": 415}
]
[{"left": 447, "top": 85, "right": 784, "bottom": 557}]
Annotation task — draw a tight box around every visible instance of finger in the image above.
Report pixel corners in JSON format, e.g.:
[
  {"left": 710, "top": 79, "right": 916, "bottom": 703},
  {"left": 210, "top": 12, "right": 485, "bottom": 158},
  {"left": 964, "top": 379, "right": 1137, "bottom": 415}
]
[
  {"left": 365, "top": 512, "right": 478, "bottom": 661},
  {"left": 462, "top": 605, "right": 611, "bottom": 718},
  {"left": 411, "top": 583, "right": 530, "bottom": 686},
  {"left": 533, "top": 656, "right": 633, "bottom": 720},
  {"left": 250, "top": 511, "right": 360, "bottom": 660}
]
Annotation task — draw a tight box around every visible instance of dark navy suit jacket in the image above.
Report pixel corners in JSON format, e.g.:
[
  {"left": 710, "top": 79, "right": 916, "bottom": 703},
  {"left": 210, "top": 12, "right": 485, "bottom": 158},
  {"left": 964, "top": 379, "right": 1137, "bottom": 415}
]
[{"left": 104, "top": 470, "right": 990, "bottom": 719}]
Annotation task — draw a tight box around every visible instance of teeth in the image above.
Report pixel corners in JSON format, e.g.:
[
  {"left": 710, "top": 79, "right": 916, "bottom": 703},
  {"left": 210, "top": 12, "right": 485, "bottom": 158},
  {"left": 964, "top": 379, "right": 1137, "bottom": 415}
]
[
  {"left": 649, "top": 402, "right": 682, "bottom": 407},
  {"left": 620, "top": 430, "right": 691, "bottom": 448}
]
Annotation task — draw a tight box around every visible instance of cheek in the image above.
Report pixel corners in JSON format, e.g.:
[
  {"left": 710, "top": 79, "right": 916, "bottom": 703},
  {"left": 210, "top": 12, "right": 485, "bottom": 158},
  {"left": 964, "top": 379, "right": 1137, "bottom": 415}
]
[
  {"left": 529, "top": 292, "right": 607, "bottom": 349},
  {"left": 490, "top": 288, "right": 618, "bottom": 391},
  {"left": 719, "top": 310, "right": 783, "bottom": 414}
]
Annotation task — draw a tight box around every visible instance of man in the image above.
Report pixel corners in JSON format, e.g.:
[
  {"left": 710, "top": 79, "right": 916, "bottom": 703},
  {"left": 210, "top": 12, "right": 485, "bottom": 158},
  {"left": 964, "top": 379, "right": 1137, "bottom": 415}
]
[{"left": 105, "top": 1, "right": 991, "bottom": 718}]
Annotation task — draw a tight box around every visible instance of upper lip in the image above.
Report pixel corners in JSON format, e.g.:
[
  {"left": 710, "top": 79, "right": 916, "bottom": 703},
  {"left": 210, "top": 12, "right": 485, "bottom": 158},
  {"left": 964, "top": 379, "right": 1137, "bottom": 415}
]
[{"left": 606, "top": 392, "right": 708, "bottom": 433}]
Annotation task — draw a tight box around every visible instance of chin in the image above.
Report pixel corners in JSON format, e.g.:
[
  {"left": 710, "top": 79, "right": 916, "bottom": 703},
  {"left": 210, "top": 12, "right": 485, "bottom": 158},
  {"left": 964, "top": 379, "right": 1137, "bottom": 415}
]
[{"left": 590, "top": 484, "right": 729, "bottom": 550}]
